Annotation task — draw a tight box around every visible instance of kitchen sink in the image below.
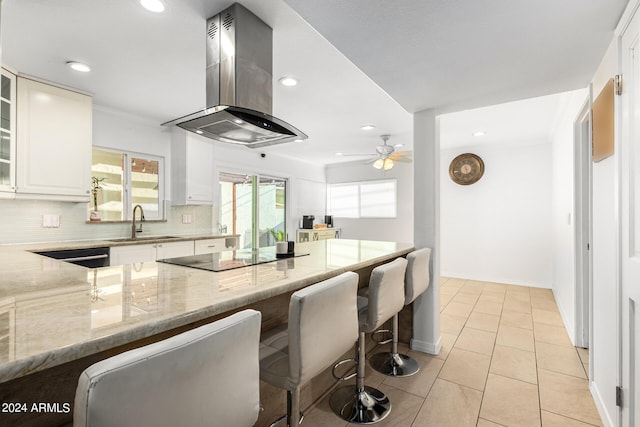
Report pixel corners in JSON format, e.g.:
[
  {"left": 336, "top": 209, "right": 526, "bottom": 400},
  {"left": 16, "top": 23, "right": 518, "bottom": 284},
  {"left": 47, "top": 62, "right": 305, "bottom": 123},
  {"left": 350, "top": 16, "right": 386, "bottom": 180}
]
[{"left": 107, "top": 235, "right": 181, "bottom": 243}]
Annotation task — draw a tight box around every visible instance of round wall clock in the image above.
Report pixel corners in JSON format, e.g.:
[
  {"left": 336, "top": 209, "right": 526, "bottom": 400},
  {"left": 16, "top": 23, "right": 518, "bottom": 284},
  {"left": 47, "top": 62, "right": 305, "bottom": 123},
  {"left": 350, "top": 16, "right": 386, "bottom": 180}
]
[{"left": 449, "top": 153, "right": 485, "bottom": 185}]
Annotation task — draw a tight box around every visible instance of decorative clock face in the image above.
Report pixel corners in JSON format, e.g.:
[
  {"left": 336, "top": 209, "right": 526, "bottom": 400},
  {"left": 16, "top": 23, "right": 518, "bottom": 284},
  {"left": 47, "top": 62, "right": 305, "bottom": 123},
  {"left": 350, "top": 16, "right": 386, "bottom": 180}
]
[{"left": 449, "top": 153, "right": 485, "bottom": 185}]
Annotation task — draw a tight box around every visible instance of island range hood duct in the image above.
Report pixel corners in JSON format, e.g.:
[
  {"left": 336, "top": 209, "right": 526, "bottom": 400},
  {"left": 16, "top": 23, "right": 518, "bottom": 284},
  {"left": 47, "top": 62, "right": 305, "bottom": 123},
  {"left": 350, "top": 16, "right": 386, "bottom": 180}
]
[{"left": 162, "top": 3, "right": 307, "bottom": 148}]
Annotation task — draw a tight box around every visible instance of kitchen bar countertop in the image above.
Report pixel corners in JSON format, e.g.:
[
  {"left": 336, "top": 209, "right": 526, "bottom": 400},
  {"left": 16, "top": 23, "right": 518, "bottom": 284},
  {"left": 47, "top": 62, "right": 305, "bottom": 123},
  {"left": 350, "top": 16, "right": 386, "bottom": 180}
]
[{"left": 0, "top": 239, "right": 413, "bottom": 384}]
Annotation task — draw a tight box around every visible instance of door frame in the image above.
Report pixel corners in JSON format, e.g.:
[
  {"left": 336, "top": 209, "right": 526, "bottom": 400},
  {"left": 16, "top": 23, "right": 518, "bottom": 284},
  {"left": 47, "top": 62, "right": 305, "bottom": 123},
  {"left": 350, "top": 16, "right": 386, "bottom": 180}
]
[{"left": 574, "top": 95, "right": 593, "bottom": 352}]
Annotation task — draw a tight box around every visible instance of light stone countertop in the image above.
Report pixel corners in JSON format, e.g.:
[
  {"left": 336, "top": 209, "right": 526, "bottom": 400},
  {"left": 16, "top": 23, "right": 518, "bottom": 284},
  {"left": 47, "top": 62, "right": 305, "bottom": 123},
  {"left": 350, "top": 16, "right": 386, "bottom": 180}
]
[{"left": 0, "top": 238, "right": 413, "bottom": 384}]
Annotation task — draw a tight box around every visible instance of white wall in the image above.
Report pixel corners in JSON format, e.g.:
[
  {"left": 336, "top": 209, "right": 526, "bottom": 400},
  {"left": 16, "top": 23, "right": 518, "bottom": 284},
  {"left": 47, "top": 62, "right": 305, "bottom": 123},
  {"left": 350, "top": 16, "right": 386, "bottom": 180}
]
[
  {"left": 440, "top": 141, "right": 553, "bottom": 287},
  {"left": 325, "top": 159, "right": 413, "bottom": 243},
  {"left": 550, "top": 88, "right": 589, "bottom": 345},
  {"left": 589, "top": 38, "right": 619, "bottom": 427}
]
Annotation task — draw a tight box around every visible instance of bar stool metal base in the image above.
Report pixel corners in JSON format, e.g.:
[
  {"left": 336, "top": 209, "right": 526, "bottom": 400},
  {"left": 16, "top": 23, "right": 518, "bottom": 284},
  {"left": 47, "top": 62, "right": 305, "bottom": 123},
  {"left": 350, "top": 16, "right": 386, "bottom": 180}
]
[
  {"left": 369, "top": 352, "right": 420, "bottom": 377},
  {"left": 329, "top": 385, "right": 391, "bottom": 424},
  {"left": 267, "top": 412, "right": 304, "bottom": 427}
]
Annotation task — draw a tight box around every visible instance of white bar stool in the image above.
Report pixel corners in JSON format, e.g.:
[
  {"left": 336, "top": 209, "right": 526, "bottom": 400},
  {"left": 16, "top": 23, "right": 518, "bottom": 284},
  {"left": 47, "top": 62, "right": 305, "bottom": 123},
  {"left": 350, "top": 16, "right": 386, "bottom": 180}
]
[
  {"left": 73, "top": 309, "right": 262, "bottom": 427},
  {"left": 370, "top": 247, "right": 431, "bottom": 377},
  {"left": 330, "top": 257, "right": 408, "bottom": 424},
  {"left": 259, "top": 271, "right": 360, "bottom": 427}
]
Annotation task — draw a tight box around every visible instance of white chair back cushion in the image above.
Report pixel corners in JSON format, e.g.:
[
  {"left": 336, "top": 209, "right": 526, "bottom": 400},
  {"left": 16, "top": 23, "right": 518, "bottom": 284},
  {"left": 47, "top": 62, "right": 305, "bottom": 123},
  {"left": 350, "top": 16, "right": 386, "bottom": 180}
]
[
  {"left": 288, "top": 271, "right": 359, "bottom": 387},
  {"left": 405, "top": 248, "right": 432, "bottom": 305},
  {"left": 363, "top": 257, "right": 408, "bottom": 333},
  {"left": 74, "top": 309, "right": 261, "bottom": 427}
]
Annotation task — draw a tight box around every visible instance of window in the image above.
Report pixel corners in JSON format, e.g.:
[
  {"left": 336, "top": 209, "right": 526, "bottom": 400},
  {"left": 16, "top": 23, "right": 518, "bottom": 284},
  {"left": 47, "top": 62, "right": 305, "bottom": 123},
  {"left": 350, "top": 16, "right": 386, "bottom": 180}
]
[
  {"left": 90, "top": 148, "right": 164, "bottom": 221},
  {"left": 327, "top": 179, "right": 397, "bottom": 218}
]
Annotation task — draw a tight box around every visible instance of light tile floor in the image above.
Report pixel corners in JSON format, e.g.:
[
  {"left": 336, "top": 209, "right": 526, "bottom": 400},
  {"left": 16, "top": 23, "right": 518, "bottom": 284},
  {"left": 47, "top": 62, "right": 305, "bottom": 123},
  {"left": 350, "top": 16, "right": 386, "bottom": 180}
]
[{"left": 300, "top": 277, "right": 601, "bottom": 427}]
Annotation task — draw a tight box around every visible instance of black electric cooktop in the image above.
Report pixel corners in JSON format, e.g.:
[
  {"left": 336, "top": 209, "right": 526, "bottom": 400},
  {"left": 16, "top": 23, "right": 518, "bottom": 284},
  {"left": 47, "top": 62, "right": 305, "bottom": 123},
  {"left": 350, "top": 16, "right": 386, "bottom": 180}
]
[{"left": 157, "top": 247, "right": 308, "bottom": 272}]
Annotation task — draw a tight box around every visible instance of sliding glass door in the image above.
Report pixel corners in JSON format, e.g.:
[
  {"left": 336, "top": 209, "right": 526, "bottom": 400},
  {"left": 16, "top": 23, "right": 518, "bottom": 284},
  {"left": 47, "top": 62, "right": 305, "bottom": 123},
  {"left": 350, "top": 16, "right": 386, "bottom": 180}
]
[
  {"left": 259, "top": 175, "right": 286, "bottom": 246},
  {"left": 219, "top": 172, "right": 287, "bottom": 249}
]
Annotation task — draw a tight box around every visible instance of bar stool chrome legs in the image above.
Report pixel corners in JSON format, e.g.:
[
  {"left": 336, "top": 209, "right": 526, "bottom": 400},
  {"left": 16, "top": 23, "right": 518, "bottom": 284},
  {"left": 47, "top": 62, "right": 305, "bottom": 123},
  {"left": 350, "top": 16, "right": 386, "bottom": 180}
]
[
  {"left": 330, "top": 332, "right": 391, "bottom": 423},
  {"left": 267, "top": 390, "right": 304, "bottom": 427},
  {"left": 369, "top": 313, "right": 419, "bottom": 377},
  {"left": 369, "top": 248, "right": 431, "bottom": 379},
  {"left": 330, "top": 257, "right": 408, "bottom": 424}
]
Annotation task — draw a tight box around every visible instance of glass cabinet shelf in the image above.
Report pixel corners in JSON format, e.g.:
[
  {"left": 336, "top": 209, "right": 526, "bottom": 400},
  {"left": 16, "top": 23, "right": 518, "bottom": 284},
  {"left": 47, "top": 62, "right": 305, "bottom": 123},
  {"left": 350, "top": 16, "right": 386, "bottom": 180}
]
[{"left": 0, "top": 68, "right": 16, "bottom": 193}]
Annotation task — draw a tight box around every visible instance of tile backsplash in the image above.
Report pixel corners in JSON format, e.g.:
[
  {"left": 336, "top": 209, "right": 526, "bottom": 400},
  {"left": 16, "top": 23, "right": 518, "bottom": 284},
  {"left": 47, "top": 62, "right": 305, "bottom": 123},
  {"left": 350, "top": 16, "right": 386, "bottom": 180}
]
[{"left": 0, "top": 199, "right": 213, "bottom": 244}]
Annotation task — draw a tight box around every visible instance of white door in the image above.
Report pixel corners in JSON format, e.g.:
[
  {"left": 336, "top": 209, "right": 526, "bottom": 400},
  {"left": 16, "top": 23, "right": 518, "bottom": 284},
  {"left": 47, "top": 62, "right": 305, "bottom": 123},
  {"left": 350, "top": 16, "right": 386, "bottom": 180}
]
[{"left": 620, "top": 10, "right": 640, "bottom": 426}]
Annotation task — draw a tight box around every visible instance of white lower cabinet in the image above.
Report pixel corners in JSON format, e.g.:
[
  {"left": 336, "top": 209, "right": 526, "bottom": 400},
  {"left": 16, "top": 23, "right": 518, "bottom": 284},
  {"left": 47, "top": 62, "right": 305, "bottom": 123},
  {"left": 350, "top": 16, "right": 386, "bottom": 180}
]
[
  {"left": 194, "top": 238, "right": 226, "bottom": 255},
  {"left": 155, "top": 241, "right": 194, "bottom": 260},
  {"left": 110, "top": 241, "right": 194, "bottom": 265},
  {"left": 296, "top": 228, "right": 341, "bottom": 242},
  {"left": 194, "top": 237, "right": 239, "bottom": 255},
  {"left": 110, "top": 244, "right": 156, "bottom": 265}
]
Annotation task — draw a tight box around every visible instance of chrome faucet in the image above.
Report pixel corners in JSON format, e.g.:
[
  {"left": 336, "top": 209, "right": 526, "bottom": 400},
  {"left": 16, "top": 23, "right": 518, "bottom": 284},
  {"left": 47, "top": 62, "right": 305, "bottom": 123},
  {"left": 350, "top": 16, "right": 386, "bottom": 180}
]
[{"left": 132, "top": 204, "right": 145, "bottom": 238}]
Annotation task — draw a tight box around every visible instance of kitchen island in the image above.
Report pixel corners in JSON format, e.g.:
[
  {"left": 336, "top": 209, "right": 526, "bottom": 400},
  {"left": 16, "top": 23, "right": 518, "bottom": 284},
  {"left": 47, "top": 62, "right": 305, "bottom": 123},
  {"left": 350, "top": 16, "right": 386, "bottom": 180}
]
[{"left": 0, "top": 238, "right": 413, "bottom": 426}]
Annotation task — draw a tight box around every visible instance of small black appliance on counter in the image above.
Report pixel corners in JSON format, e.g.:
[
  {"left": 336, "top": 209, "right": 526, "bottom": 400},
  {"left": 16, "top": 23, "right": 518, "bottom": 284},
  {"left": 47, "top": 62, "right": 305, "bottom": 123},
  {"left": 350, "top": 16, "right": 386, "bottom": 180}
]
[
  {"left": 302, "top": 215, "right": 315, "bottom": 229},
  {"left": 324, "top": 215, "right": 333, "bottom": 228}
]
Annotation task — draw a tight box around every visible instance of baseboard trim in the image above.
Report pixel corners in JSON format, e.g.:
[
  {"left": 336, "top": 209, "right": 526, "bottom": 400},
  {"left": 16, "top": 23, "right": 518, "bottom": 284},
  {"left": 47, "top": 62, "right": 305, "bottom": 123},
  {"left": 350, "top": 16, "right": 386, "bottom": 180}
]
[
  {"left": 439, "top": 272, "right": 551, "bottom": 289},
  {"left": 410, "top": 336, "right": 441, "bottom": 355},
  {"left": 554, "top": 289, "right": 577, "bottom": 347},
  {"left": 590, "top": 380, "right": 615, "bottom": 427}
]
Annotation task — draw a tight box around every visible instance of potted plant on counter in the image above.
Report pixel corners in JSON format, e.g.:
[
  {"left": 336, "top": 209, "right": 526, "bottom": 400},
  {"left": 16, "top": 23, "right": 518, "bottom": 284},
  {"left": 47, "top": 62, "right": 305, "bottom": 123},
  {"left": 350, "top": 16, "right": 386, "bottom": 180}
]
[
  {"left": 90, "top": 176, "right": 107, "bottom": 221},
  {"left": 269, "top": 228, "right": 294, "bottom": 256},
  {"left": 268, "top": 228, "right": 285, "bottom": 244}
]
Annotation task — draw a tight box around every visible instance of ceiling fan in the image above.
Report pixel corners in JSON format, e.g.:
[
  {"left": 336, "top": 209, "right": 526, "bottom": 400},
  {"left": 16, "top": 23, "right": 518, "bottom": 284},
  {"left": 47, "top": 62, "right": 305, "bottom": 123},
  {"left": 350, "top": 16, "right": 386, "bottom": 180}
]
[{"left": 340, "top": 135, "right": 412, "bottom": 170}]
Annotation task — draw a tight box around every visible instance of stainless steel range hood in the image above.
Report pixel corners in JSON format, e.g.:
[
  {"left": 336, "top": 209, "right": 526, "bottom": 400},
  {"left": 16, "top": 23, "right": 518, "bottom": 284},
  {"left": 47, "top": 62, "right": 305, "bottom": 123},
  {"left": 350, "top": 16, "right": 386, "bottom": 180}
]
[{"left": 162, "top": 3, "right": 307, "bottom": 148}]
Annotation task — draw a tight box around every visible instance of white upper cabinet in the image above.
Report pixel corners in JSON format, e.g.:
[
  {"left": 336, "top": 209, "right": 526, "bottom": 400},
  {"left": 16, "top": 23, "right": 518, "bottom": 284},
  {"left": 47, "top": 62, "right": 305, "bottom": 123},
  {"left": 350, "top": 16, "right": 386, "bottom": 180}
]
[
  {"left": 170, "top": 129, "right": 213, "bottom": 205},
  {"left": 16, "top": 77, "right": 92, "bottom": 201},
  {"left": 0, "top": 68, "right": 16, "bottom": 197}
]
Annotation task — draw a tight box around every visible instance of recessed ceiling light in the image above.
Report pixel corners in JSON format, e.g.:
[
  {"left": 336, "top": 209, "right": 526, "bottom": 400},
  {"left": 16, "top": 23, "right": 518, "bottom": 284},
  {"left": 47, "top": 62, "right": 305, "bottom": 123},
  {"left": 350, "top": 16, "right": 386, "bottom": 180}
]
[
  {"left": 66, "top": 61, "right": 91, "bottom": 72},
  {"left": 336, "top": 152, "right": 343, "bottom": 156},
  {"left": 394, "top": 143, "right": 404, "bottom": 148},
  {"left": 140, "top": 0, "right": 165, "bottom": 13},
  {"left": 360, "top": 124, "right": 375, "bottom": 131},
  {"left": 278, "top": 77, "right": 298, "bottom": 87},
  {"left": 294, "top": 139, "right": 304, "bottom": 142},
  {"left": 195, "top": 130, "right": 204, "bottom": 135},
  {"left": 472, "top": 131, "right": 486, "bottom": 137}
]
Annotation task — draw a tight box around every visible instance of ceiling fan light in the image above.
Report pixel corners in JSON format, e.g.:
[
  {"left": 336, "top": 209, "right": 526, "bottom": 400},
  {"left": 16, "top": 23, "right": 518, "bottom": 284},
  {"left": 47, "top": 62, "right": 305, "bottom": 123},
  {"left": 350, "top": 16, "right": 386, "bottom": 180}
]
[
  {"left": 373, "top": 158, "right": 384, "bottom": 169},
  {"left": 383, "top": 158, "right": 394, "bottom": 170}
]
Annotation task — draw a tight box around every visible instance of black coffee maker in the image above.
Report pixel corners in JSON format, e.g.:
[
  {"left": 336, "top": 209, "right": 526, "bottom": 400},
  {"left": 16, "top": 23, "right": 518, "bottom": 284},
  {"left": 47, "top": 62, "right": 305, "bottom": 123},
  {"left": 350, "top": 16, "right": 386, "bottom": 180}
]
[
  {"left": 324, "top": 215, "right": 334, "bottom": 228},
  {"left": 302, "top": 215, "right": 315, "bottom": 229}
]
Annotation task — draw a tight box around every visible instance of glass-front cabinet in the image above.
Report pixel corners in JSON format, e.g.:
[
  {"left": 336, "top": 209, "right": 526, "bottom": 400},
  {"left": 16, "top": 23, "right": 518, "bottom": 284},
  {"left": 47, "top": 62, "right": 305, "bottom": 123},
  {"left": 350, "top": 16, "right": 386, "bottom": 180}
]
[{"left": 0, "top": 68, "right": 16, "bottom": 196}]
